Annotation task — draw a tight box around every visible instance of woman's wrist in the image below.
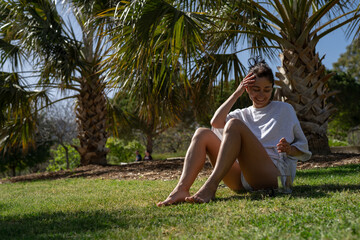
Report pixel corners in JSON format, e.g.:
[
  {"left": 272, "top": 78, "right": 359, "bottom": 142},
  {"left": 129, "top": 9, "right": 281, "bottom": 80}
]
[
  {"left": 233, "top": 89, "right": 244, "bottom": 98},
  {"left": 288, "top": 146, "right": 301, "bottom": 156}
]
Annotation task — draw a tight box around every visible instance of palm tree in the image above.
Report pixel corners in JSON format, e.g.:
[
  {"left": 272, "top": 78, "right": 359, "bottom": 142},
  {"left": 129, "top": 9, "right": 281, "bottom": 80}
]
[
  {"left": 0, "top": 72, "right": 50, "bottom": 150},
  {"left": 109, "top": 0, "right": 360, "bottom": 154},
  {"left": 111, "top": 71, "right": 186, "bottom": 153},
  {"left": 107, "top": 0, "right": 246, "bottom": 151},
  {"left": 0, "top": 0, "right": 117, "bottom": 165},
  {"left": 243, "top": 1, "right": 359, "bottom": 154},
  {"left": 104, "top": 1, "right": 201, "bottom": 153}
]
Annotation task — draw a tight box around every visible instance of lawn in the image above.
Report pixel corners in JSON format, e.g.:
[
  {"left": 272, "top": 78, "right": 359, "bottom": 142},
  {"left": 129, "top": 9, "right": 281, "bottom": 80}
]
[{"left": 1, "top": 164, "right": 359, "bottom": 240}]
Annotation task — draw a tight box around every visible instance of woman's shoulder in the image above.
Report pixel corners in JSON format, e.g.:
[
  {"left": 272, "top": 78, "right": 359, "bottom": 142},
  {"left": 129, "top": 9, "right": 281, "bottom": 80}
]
[
  {"left": 271, "top": 101, "right": 295, "bottom": 111},
  {"left": 271, "top": 100, "right": 290, "bottom": 106},
  {"left": 271, "top": 101, "right": 298, "bottom": 121},
  {"left": 230, "top": 106, "right": 250, "bottom": 114},
  {"left": 227, "top": 106, "right": 252, "bottom": 119}
]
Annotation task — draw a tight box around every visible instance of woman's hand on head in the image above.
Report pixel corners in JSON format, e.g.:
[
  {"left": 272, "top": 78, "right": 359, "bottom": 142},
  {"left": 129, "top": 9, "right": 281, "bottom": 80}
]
[{"left": 236, "top": 72, "right": 256, "bottom": 96}]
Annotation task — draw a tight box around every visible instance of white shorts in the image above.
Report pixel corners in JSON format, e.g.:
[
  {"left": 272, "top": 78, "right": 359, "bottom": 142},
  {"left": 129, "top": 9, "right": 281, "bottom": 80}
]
[
  {"left": 239, "top": 157, "right": 297, "bottom": 191},
  {"left": 240, "top": 172, "right": 253, "bottom": 191}
]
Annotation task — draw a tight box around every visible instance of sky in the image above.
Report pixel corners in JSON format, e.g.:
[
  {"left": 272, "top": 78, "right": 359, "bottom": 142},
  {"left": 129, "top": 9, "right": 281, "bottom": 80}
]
[
  {"left": 2, "top": 27, "right": 353, "bottom": 103},
  {"left": 317, "top": 28, "right": 354, "bottom": 69},
  {"left": 1, "top": 19, "right": 355, "bottom": 85},
  {"left": 236, "top": 26, "right": 354, "bottom": 73},
  {"left": 3, "top": 27, "right": 353, "bottom": 71}
]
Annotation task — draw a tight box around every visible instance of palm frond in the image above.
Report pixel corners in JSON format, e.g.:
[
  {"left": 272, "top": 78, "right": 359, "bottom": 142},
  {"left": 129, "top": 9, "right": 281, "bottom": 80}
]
[
  {"left": 0, "top": 71, "right": 51, "bottom": 151},
  {"left": 346, "top": 1, "right": 360, "bottom": 39},
  {"left": 189, "top": 53, "right": 246, "bottom": 116},
  {"left": 311, "top": 10, "right": 360, "bottom": 46},
  {"left": 206, "top": 1, "right": 279, "bottom": 60},
  {"left": 0, "top": 2, "right": 22, "bottom": 68},
  {"left": 110, "top": 0, "right": 209, "bottom": 85},
  {"left": 1, "top": 0, "right": 83, "bottom": 85},
  {"left": 0, "top": 39, "right": 21, "bottom": 68}
]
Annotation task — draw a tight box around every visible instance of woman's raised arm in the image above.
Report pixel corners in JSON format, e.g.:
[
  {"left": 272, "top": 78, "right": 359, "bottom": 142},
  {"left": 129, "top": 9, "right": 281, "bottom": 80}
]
[{"left": 211, "top": 73, "right": 255, "bottom": 128}]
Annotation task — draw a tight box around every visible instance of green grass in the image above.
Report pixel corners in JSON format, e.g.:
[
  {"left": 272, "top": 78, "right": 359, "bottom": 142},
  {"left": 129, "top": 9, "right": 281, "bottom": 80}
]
[
  {"left": 328, "top": 138, "right": 349, "bottom": 147},
  {"left": 152, "top": 150, "right": 187, "bottom": 160},
  {"left": 1, "top": 165, "right": 360, "bottom": 240}
]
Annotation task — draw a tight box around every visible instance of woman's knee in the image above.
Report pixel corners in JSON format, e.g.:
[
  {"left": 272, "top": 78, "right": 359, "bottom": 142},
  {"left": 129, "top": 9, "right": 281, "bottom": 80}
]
[
  {"left": 192, "top": 128, "right": 213, "bottom": 142},
  {"left": 224, "top": 118, "right": 247, "bottom": 134}
]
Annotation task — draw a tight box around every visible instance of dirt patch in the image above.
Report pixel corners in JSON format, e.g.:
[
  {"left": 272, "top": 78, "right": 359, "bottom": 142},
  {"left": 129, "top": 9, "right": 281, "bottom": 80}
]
[{"left": 1, "top": 153, "right": 360, "bottom": 183}]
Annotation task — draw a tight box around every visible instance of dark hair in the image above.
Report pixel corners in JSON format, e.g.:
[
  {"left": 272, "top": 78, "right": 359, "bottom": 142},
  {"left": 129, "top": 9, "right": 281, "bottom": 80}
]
[{"left": 248, "top": 57, "right": 274, "bottom": 87}]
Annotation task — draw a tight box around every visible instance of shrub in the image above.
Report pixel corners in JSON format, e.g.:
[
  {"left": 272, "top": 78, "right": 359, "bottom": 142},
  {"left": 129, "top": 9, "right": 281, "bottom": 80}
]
[
  {"left": 106, "top": 137, "right": 145, "bottom": 164},
  {"left": 46, "top": 139, "right": 80, "bottom": 171},
  {"left": 0, "top": 141, "right": 52, "bottom": 176},
  {"left": 347, "top": 126, "right": 360, "bottom": 145},
  {"left": 328, "top": 138, "right": 349, "bottom": 147}
]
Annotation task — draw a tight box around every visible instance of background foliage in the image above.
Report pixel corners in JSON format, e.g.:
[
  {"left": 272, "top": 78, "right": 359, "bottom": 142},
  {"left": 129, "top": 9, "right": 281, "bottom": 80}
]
[
  {"left": 46, "top": 139, "right": 81, "bottom": 172},
  {"left": 2, "top": 1, "right": 360, "bottom": 175},
  {"left": 0, "top": 138, "right": 52, "bottom": 177},
  {"left": 333, "top": 38, "right": 360, "bottom": 82},
  {"left": 327, "top": 71, "right": 360, "bottom": 143},
  {"left": 106, "top": 137, "right": 145, "bottom": 164}
]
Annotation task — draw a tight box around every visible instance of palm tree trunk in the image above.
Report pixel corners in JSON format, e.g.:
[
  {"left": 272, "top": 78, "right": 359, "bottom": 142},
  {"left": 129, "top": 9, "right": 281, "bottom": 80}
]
[
  {"left": 275, "top": 47, "right": 336, "bottom": 155},
  {"left": 146, "top": 134, "right": 153, "bottom": 154},
  {"left": 74, "top": 78, "right": 109, "bottom": 165}
]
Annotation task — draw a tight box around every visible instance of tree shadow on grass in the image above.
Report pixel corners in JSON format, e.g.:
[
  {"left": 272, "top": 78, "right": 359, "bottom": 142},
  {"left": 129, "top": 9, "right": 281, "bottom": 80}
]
[
  {"left": 215, "top": 182, "right": 360, "bottom": 203},
  {"left": 0, "top": 208, "right": 154, "bottom": 240},
  {"left": 296, "top": 164, "right": 360, "bottom": 178},
  {"left": 291, "top": 183, "right": 360, "bottom": 198},
  {"left": 215, "top": 164, "right": 360, "bottom": 202},
  {"left": 291, "top": 164, "right": 360, "bottom": 198}
]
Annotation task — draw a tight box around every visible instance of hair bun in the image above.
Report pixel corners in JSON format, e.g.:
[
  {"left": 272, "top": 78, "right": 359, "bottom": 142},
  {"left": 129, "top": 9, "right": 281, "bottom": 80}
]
[
  {"left": 248, "top": 56, "right": 266, "bottom": 70},
  {"left": 246, "top": 56, "right": 274, "bottom": 86}
]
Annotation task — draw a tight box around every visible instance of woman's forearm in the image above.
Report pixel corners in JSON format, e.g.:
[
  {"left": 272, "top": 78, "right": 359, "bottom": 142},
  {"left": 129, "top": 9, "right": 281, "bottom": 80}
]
[
  {"left": 210, "top": 90, "right": 242, "bottom": 128},
  {"left": 289, "top": 146, "right": 303, "bottom": 157}
]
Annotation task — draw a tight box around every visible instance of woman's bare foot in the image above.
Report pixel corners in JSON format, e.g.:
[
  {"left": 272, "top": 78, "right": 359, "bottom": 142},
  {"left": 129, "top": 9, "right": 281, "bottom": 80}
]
[
  {"left": 157, "top": 189, "right": 190, "bottom": 207},
  {"left": 185, "top": 184, "right": 217, "bottom": 203}
]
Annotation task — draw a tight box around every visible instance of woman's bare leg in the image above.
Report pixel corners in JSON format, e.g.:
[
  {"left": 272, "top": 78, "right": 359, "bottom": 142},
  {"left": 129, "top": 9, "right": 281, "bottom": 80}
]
[
  {"left": 157, "top": 128, "right": 225, "bottom": 206},
  {"left": 186, "top": 119, "right": 280, "bottom": 203}
]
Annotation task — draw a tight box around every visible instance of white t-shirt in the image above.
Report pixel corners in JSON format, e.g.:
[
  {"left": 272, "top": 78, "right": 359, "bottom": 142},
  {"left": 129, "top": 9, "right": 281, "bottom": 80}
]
[{"left": 213, "top": 101, "right": 312, "bottom": 181}]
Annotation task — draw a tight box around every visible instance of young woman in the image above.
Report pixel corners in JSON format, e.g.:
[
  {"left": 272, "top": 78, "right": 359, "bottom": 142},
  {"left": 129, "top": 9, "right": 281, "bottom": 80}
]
[{"left": 157, "top": 58, "right": 311, "bottom": 206}]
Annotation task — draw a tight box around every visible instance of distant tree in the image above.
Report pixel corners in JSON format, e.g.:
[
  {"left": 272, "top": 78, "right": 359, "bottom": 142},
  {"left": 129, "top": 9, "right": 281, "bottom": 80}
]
[
  {"left": 106, "top": 138, "right": 145, "bottom": 164},
  {"left": 153, "top": 121, "right": 196, "bottom": 154},
  {"left": 110, "top": 0, "right": 360, "bottom": 155},
  {"left": 46, "top": 139, "right": 80, "bottom": 172},
  {"left": 0, "top": 0, "right": 118, "bottom": 166},
  {"left": 333, "top": 38, "right": 360, "bottom": 81},
  {"left": 327, "top": 71, "right": 360, "bottom": 141},
  {"left": 196, "top": 80, "right": 253, "bottom": 127},
  {"left": 0, "top": 134, "right": 52, "bottom": 177},
  {"left": 38, "top": 102, "right": 77, "bottom": 169},
  {"left": 0, "top": 72, "right": 50, "bottom": 151},
  {"left": 110, "top": 78, "right": 252, "bottom": 154},
  {"left": 111, "top": 73, "right": 187, "bottom": 154},
  {"left": 0, "top": 71, "right": 51, "bottom": 177}
]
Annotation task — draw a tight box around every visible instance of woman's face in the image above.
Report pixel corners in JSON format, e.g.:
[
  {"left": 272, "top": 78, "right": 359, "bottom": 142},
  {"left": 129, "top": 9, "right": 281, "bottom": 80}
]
[{"left": 246, "top": 76, "right": 273, "bottom": 108}]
